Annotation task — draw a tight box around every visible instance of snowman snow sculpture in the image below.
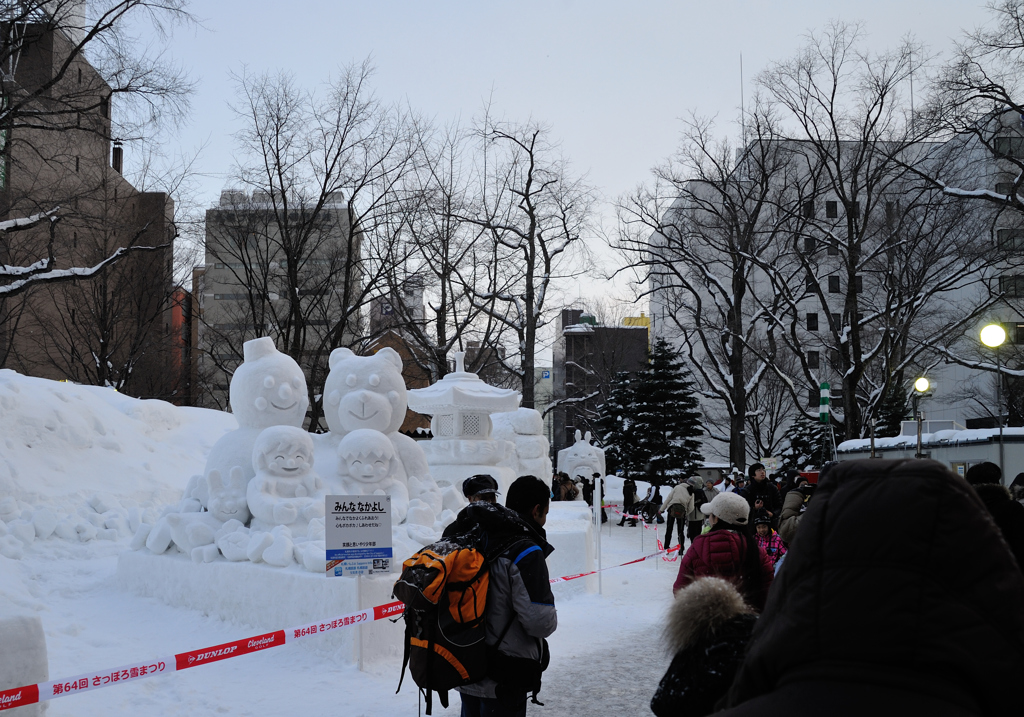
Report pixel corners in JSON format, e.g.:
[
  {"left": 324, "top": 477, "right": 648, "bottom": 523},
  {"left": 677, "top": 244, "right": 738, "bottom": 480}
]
[
  {"left": 195, "top": 337, "right": 309, "bottom": 508},
  {"left": 315, "top": 347, "right": 442, "bottom": 521},
  {"left": 557, "top": 430, "right": 607, "bottom": 499},
  {"left": 247, "top": 425, "right": 326, "bottom": 536}
]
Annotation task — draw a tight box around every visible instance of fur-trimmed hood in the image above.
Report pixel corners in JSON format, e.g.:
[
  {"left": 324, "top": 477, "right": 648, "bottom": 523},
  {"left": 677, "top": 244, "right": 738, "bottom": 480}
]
[{"left": 665, "top": 577, "right": 754, "bottom": 653}]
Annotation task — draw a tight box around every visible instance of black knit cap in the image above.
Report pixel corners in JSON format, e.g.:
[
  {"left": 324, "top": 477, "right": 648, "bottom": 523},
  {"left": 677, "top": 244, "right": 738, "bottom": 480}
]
[{"left": 463, "top": 474, "right": 500, "bottom": 498}]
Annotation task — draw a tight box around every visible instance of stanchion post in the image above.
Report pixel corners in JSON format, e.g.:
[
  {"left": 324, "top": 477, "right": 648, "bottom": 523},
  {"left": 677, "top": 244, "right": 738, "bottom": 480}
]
[{"left": 594, "top": 476, "right": 603, "bottom": 595}]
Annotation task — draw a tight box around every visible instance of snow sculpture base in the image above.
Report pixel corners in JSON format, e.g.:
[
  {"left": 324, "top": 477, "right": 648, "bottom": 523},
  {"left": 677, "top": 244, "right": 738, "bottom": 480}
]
[
  {"left": 544, "top": 503, "right": 595, "bottom": 596},
  {"left": 116, "top": 551, "right": 401, "bottom": 668},
  {"left": 0, "top": 613, "right": 48, "bottom": 716}
]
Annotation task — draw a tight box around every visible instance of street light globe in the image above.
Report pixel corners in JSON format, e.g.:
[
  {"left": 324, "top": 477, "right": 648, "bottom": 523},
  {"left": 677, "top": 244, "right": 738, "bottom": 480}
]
[
  {"left": 981, "top": 323, "right": 1007, "bottom": 348},
  {"left": 914, "top": 377, "right": 930, "bottom": 393}
]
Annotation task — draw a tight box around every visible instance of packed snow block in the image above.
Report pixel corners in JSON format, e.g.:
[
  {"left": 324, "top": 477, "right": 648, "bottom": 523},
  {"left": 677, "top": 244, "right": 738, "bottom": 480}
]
[
  {"left": 116, "top": 551, "right": 402, "bottom": 668},
  {"left": 0, "top": 613, "right": 48, "bottom": 716},
  {"left": 544, "top": 502, "right": 595, "bottom": 596}
]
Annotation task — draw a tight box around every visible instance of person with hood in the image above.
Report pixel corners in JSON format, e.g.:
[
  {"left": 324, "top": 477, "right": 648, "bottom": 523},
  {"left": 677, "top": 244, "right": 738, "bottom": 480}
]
[
  {"left": 965, "top": 461, "right": 1024, "bottom": 571},
  {"left": 752, "top": 510, "right": 786, "bottom": 567},
  {"left": 672, "top": 492, "right": 775, "bottom": 611},
  {"left": 716, "top": 459, "right": 1024, "bottom": 716},
  {"left": 449, "top": 475, "right": 557, "bottom": 717},
  {"left": 650, "top": 578, "right": 757, "bottom": 717},
  {"left": 658, "top": 480, "right": 695, "bottom": 552},
  {"left": 684, "top": 476, "right": 708, "bottom": 544}
]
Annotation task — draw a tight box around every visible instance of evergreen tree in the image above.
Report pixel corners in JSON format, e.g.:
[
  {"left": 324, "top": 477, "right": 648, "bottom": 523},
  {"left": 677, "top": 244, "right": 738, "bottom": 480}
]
[
  {"left": 875, "top": 384, "right": 911, "bottom": 438},
  {"left": 778, "top": 413, "right": 830, "bottom": 472},
  {"left": 631, "top": 338, "right": 705, "bottom": 486},
  {"left": 593, "top": 372, "right": 636, "bottom": 476}
]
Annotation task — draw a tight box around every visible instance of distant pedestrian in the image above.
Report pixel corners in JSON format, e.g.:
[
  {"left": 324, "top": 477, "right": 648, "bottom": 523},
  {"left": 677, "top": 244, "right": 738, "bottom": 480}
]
[
  {"left": 740, "top": 463, "right": 781, "bottom": 528},
  {"left": 753, "top": 510, "right": 786, "bottom": 567},
  {"left": 659, "top": 480, "right": 695, "bottom": 552},
  {"left": 684, "top": 477, "right": 707, "bottom": 544},
  {"left": 619, "top": 477, "right": 639, "bottom": 526}
]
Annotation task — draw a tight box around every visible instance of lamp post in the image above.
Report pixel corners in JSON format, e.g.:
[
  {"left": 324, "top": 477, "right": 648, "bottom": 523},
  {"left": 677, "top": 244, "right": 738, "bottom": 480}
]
[
  {"left": 913, "top": 377, "right": 931, "bottom": 459},
  {"left": 981, "top": 323, "right": 1007, "bottom": 479}
]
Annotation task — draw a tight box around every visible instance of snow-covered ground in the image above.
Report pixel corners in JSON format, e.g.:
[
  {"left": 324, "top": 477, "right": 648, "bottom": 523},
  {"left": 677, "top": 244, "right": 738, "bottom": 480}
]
[{"left": 0, "top": 370, "right": 680, "bottom": 715}]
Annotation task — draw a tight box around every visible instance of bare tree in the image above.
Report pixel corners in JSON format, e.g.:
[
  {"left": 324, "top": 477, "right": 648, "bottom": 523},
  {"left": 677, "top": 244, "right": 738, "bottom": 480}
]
[
  {"left": 616, "top": 109, "right": 807, "bottom": 470},
  {"left": 459, "top": 115, "right": 595, "bottom": 408},
  {"left": 201, "top": 62, "right": 421, "bottom": 429}
]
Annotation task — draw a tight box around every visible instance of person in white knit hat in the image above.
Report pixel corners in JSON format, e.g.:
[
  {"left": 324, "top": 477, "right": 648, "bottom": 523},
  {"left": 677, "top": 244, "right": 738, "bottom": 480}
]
[{"left": 671, "top": 491, "right": 775, "bottom": 611}]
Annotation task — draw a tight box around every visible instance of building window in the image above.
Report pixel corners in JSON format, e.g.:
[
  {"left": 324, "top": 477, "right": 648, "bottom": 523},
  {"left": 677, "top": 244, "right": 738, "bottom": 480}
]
[
  {"left": 994, "top": 136, "right": 1024, "bottom": 159},
  {"left": 854, "top": 275, "right": 863, "bottom": 293},
  {"left": 70, "top": 308, "right": 75, "bottom": 325},
  {"left": 802, "top": 200, "right": 814, "bottom": 219},
  {"left": 803, "top": 236, "right": 816, "bottom": 253},
  {"left": 996, "top": 182, "right": 1016, "bottom": 196},
  {"left": 828, "top": 276, "right": 840, "bottom": 293},
  {"left": 829, "top": 348, "right": 841, "bottom": 367},
  {"left": 74, "top": 156, "right": 79, "bottom": 173},
  {"left": 832, "top": 312, "right": 842, "bottom": 329},
  {"left": 827, "top": 241, "right": 839, "bottom": 256},
  {"left": 885, "top": 201, "right": 898, "bottom": 226},
  {"left": 808, "top": 387, "right": 819, "bottom": 407},
  {"left": 849, "top": 201, "right": 861, "bottom": 218},
  {"left": 826, "top": 201, "right": 838, "bottom": 218},
  {"left": 213, "top": 293, "right": 248, "bottom": 301},
  {"left": 806, "top": 313, "right": 819, "bottom": 331},
  {"left": 77, "top": 67, "right": 82, "bottom": 84},
  {"left": 807, "top": 350, "right": 820, "bottom": 369},
  {"left": 806, "top": 274, "right": 816, "bottom": 292},
  {"left": 100, "top": 96, "right": 110, "bottom": 119},
  {"left": 1014, "top": 323, "right": 1024, "bottom": 344},
  {"left": 1000, "top": 276, "right": 1024, "bottom": 297},
  {"left": 72, "top": 231, "right": 77, "bottom": 248},
  {"left": 997, "top": 228, "right": 1024, "bottom": 251}
]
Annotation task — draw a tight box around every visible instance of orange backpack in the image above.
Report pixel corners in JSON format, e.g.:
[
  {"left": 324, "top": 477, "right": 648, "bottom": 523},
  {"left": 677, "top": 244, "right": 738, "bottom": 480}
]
[{"left": 393, "top": 533, "right": 492, "bottom": 714}]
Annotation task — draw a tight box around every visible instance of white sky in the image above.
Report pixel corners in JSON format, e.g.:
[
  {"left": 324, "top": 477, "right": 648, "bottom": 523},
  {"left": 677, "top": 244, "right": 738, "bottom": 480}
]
[{"left": 141, "top": 0, "right": 992, "bottom": 305}]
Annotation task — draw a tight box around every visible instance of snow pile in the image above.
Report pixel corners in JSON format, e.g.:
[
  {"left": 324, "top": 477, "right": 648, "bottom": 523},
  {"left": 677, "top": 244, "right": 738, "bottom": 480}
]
[{"left": 0, "top": 369, "right": 235, "bottom": 562}]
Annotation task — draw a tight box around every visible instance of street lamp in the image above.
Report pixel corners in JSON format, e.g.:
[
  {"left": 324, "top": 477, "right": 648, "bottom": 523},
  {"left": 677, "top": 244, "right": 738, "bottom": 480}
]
[
  {"left": 913, "top": 377, "right": 932, "bottom": 459},
  {"left": 981, "top": 323, "right": 1007, "bottom": 478}
]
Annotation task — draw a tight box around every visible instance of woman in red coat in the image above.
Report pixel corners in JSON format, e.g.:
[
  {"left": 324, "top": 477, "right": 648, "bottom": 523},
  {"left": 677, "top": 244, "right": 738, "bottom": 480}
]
[{"left": 673, "top": 491, "right": 775, "bottom": 611}]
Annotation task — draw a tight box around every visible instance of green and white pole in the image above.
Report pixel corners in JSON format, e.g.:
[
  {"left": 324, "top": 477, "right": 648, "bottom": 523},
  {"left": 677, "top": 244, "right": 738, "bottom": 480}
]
[{"left": 819, "top": 382, "right": 830, "bottom": 424}]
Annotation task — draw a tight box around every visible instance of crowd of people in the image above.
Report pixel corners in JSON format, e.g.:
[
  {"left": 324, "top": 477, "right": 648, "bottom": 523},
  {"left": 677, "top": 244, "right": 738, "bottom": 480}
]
[{"left": 651, "top": 459, "right": 1024, "bottom": 716}]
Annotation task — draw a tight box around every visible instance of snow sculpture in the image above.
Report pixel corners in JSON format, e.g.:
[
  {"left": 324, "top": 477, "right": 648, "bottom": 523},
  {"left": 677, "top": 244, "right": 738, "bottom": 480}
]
[
  {"left": 492, "top": 408, "right": 552, "bottom": 482},
  {"left": 408, "top": 352, "right": 520, "bottom": 498},
  {"left": 336, "top": 428, "right": 410, "bottom": 524},
  {"left": 316, "top": 347, "right": 441, "bottom": 518},
  {"left": 247, "top": 425, "right": 326, "bottom": 535},
  {"left": 197, "top": 337, "right": 308, "bottom": 506},
  {"left": 557, "top": 430, "right": 606, "bottom": 498},
  {"left": 145, "top": 466, "right": 251, "bottom": 559}
]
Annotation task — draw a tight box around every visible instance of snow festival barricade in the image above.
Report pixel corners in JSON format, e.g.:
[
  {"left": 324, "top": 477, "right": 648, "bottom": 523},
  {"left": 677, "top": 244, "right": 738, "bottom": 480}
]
[
  {"left": 544, "top": 501, "right": 595, "bottom": 595},
  {"left": 2, "top": 550, "right": 670, "bottom": 712}
]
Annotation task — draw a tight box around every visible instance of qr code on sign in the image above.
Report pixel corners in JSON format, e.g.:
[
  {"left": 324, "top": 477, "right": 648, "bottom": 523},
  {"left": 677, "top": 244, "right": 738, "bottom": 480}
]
[{"left": 373, "top": 559, "right": 390, "bottom": 571}]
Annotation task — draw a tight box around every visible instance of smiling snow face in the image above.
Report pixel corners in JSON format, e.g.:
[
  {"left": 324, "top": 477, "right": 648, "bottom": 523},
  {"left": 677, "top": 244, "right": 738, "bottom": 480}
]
[
  {"left": 338, "top": 428, "right": 395, "bottom": 484},
  {"left": 230, "top": 338, "right": 309, "bottom": 430},
  {"left": 253, "top": 425, "right": 315, "bottom": 478}
]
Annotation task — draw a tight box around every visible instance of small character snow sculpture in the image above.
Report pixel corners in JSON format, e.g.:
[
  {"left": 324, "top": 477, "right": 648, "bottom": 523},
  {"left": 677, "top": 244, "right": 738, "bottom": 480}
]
[
  {"left": 336, "top": 428, "right": 411, "bottom": 524},
  {"left": 247, "top": 425, "right": 326, "bottom": 535},
  {"left": 316, "top": 347, "right": 441, "bottom": 516},
  {"left": 556, "top": 431, "right": 607, "bottom": 500},
  {"left": 198, "top": 337, "right": 309, "bottom": 507},
  {"left": 145, "top": 467, "right": 251, "bottom": 557}
]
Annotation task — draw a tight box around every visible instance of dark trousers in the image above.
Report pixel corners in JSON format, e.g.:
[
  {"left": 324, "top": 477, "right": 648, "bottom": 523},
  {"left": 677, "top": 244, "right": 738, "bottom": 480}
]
[
  {"left": 687, "top": 519, "right": 704, "bottom": 542},
  {"left": 460, "top": 693, "right": 527, "bottom": 717},
  {"left": 664, "top": 514, "right": 685, "bottom": 548}
]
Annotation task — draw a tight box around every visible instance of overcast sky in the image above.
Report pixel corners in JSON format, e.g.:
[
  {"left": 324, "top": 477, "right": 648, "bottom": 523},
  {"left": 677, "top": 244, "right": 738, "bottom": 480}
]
[{"left": 146, "top": 0, "right": 993, "bottom": 303}]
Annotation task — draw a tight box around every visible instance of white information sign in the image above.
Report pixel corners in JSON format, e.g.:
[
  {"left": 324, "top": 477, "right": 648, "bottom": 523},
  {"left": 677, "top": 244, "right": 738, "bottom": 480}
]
[{"left": 325, "top": 495, "right": 393, "bottom": 577}]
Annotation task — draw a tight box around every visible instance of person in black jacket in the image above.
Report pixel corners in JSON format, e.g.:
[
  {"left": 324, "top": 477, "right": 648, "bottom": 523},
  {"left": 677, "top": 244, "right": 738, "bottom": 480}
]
[
  {"left": 454, "top": 476, "right": 557, "bottom": 717},
  {"left": 651, "top": 578, "right": 756, "bottom": 717},
  {"left": 716, "top": 459, "right": 1024, "bottom": 717},
  {"left": 739, "top": 463, "right": 780, "bottom": 526}
]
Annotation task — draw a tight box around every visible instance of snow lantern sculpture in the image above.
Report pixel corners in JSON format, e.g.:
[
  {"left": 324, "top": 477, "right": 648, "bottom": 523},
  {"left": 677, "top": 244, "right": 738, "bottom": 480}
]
[
  {"left": 247, "top": 425, "right": 326, "bottom": 536},
  {"left": 408, "top": 352, "right": 521, "bottom": 497},
  {"left": 557, "top": 430, "right": 606, "bottom": 497},
  {"left": 196, "top": 337, "right": 309, "bottom": 506},
  {"left": 492, "top": 408, "right": 552, "bottom": 482},
  {"left": 315, "top": 347, "right": 442, "bottom": 520}
]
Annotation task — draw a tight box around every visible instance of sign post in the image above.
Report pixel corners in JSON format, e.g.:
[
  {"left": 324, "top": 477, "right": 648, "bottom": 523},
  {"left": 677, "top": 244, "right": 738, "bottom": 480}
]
[{"left": 325, "top": 495, "right": 393, "bottom": 577}]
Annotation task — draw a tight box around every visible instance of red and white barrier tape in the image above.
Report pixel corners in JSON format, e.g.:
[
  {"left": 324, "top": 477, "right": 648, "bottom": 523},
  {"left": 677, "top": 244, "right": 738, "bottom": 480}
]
[{"left": 0, "top": 550, "right": 671, "bottom": 711}]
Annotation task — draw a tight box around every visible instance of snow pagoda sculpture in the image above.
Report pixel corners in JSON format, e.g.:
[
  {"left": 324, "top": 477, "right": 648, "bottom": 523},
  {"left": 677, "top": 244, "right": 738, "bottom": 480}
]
[{"left": 407, "top": 353, "right": 521, "bottom": 494}]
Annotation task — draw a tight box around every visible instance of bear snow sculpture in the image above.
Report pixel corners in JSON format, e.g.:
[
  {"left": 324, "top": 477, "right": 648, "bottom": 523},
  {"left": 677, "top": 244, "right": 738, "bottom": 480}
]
[{"left": 315, "top": 347, "right": 441, "bottom": 520}]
